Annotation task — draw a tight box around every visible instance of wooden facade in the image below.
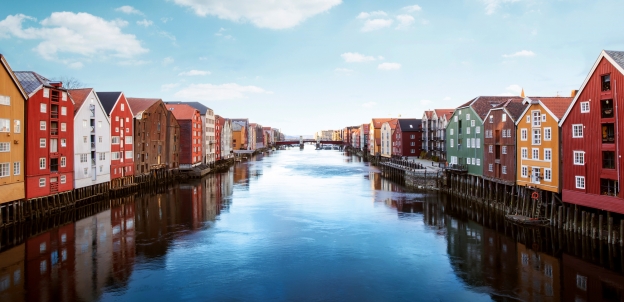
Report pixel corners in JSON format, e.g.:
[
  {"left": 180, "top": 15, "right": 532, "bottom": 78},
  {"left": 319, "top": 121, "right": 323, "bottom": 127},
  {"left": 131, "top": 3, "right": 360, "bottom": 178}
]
[
  {"left": 0, "top": 55, "right": 27, "bottom": 204},
  {"left": 482, "top": 98, "right": 525, "bottom": 186},
  {"left": 215, "top": 115, "right": 222, "bottom": 161},
  {"left": 369, "top": 118, "right": 393, "bottom": 156},
  {"left": 559, "top": 50, "right": 624, "bottom": 214},
  {"left": 16, "top": 72, "right": 75, "bottom": 199},
  {"left": 380, "top": 119, "right": 398, "bottom": 158},
  {"left": 127, "top": 98, "right": 170, "bottom": 176},
  {"left": 167, "top": 104, "right": 202, "bottom": 169},
  {"left": 165, "top": 110, "right": 180, "bottom": 170},
  {"left": 516, "top": 97, "right": 572, "bottom": 193},
  {"left": 395, "top": 119, "right": 423, "bottom": 157}
]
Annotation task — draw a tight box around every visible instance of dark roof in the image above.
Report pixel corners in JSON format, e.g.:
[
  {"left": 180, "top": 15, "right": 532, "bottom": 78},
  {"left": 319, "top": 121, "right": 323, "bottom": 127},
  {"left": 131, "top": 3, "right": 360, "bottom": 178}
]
[
  {"left": 459, "top": 96, "right": 520, "bottom": 120},
  {"left": 96, "top": 92, "right": 122, "bottom": 115},
  {"left": 397, "top": 119, "right": 422, "bottom": 132},
  {"left": 14, "top": 71, "right": 51, "bottom": 95},
  {"left": 127, "top": 98, "right": 161, "bottom": 116},
  {"left": 167, "top": 104, "right": 199, "bottom": 120},
  {"left": 166, "top": 101, "right": 212, "bottom": 115},
  {"left": 605, "top": 50, "right": 624, "bottom": 69},
  {"left": 68, "top": 88, "right": 93, "bottom": 115}
]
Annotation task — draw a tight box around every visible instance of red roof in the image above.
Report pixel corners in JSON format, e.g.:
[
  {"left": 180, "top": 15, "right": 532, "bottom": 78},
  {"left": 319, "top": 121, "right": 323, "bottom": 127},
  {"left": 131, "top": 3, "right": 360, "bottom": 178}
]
[
  {"left": 388, "top": 119, "right": 399, "bottom": 129},
  {"left": 127, "top": 98, "right": 162, "bottom": 115},
  {"left": 371, "top": 118, "right": 393, "bottom": 129},
  {"left": 434, "top": 109, "right": 454, "bottom": 120},
  {"left": 167, "top": 104, "right": 199, "bottom": 120},
  {"left": 68, "top": 88, "right": 93, "bottom": 115},
  {"left": 532, "top": 97, "right": 574, "bottom": 119},
  {"left": 423, "top": 110, "right": 433, "bottom": 119}
]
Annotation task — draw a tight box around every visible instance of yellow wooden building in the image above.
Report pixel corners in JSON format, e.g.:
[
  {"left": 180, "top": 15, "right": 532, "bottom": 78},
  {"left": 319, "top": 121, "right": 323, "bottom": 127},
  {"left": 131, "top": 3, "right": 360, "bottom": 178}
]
[
  {"left": 368, "top": 118, "right": 392, "bottom": 156},
  {"left": 0, "top": 54, "right": 27, "bottom": 204},
  {"left": 515, "top": 97, "right": 573, "bottom": 193}
]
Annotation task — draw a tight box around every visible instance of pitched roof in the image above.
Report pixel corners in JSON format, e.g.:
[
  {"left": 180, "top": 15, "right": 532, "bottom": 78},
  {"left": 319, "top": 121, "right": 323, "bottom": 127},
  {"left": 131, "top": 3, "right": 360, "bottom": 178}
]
[
  {"left": 96, "top": 92, "right": 122, "bottom": 114},
  {"left": 434, "top": 109, "right": 454, "bottom": 120},
  {"left": 605, "top": 50, "right": 624, "bottom": 69},
  {"left": 14, "top": 71, "right": 51, "bottom": 95},
  {"left": 532, "top": 97, "right": 574, "bottom": 119},
  {"left": 127, "top": 98, "right": 161, "bottom": 116},
  {"left": 459, "top": 96, "right": 520, "bottom": 120},
  {"left": 68, "top": 88, "right": 93, "bottom": 115},
  {"left": 371, "top": 118, "right": 393, "bottom": 129},
  {"left": 166, "top": 101, "right": 212, "bottom": 115},
  {"left": 423, "top": 110, "right": 433, "bottom": 119},
  {"left": 0, "top": 55, "right": 28, "bottom": 99},
  {"left": 232, "top": 123, "right": 243, "bottom": 131},
  {"left": 167, "top": 104, "right": 199, "bottom": 120},
  {"left": 397, "top": 118, "right": 422, "bottom": 132}
]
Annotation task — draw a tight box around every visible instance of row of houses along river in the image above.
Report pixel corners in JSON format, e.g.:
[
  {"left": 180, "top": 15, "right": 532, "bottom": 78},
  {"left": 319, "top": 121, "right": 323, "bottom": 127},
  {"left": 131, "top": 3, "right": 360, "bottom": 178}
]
[{"left": 0, "top": 147, "right": 622, "bottom": 301}]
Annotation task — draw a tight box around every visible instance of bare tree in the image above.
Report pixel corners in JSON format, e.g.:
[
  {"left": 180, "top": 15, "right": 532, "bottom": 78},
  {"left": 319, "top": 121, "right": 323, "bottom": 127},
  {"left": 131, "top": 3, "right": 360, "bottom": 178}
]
[{"left": 51, "top": 76, "right": 85, "bottom": 90}]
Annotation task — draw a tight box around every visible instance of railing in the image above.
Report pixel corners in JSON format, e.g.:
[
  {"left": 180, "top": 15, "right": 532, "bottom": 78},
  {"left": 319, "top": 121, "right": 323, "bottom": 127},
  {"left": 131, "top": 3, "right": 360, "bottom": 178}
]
[
  {"left": 447, "top": 164, "right": 468, "bottom": 172},
  {"left": 91, "top": 126, "right": 95, "bottom": 133},
  {"left": 91, "top": 158, "right": 96, "bottom": 166},
  {"left": 91, "top": 142, "right": 96, "bottom": 149},
  {"left": 51, "top": 111, "right": 59, "bottom": 119},
  {"left": 50, "top": 129, "right": 58, "bottom": 136},
  {"left": 89, "top": 105, "right": 95, "bottom": 117}
]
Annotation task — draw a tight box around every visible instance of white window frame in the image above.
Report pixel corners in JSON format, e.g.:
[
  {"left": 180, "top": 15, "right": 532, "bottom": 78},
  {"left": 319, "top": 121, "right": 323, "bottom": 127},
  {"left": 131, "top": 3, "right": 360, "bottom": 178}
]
[
  {"left": 573, "top": 151, "right": 585, "bottom": 165},
  {"left": 580, "top": 101, "right": 590, "bottom": 113},
  {"left": 476, "top": 158, "right": 480, "bottom": 166},
  {"left": 544, "top": 168, "right": 552, "bottom": 182},
  {"left": 39, "top": 178, "right": 46, "bottom": 187},
  {"left": 13, "top": 162, "right": 20, "bottom": 175},
  {"left": 502, "top": 166, "right": 507, "bottom": 174},
  {"left": 544, "top": 127, "right": 551, "bottom": 141},
  {"left": 532, "top": 148, "right": 539, "bottom": 160},
  {"left": 476, "top": 138, "right": 480, "bottom": 148},
  {"left": 40, "top": 103, "right": 47, "bottom": 113},
  {"left": 60, "top": 175, "right": 66, "bottom": 183},
  {"left": 532, "top": 111, "right": 542, "bottom": 127},
  {"left": 502, "top": 146, "right": 507, "bottom": 154},
  {"left": 61, "top": 107, "right": 67, "bottom": 116},
  {"left": 532, "top": 128, "right": 541, "bottom": 145},
  {"left": 476, "top": 126, "right": 480, "bottom": 134},
  {"left": 0, "top": 119, "right": 10, "bottom": 133},
  {"left": 60, "top": 139, "right": 66, "bottom": 147},
  {"left": 502, "top": 113, "right": 507, "bottom": 122},
  {"left": 450, "top": 139, "right": 454, "bottom": 148},
  {"left": 521, "top": 166, "right": 528, "bottom": 178},
  {"left": 521, "top": 147, "right": 528, "bottom": 159},
  {"left": 39, "top": 158, "right": 46, "bottom": 169},
  {"left": 521, "top": 129, "right": 527, "bottom": 141},
  {"left": 575, "top": 176, "right": 585, "bottom": 189},
  {"left": 14, "top": 120, "right": 20, "bottom": 133},
  {"left": 61, "top": 123, "right": 66, "bottom": 132},
  {"left": 488, "top": 164, "right": 493, "bottom": 172},
  {"left": 489, "top": 145, "right": 493, "bottom": 153},
  {"left": 544, "top": 148, "right": 552, "bottom": 162},
  {"left": 40, "top": 138, "right": 46, "bottom": 148},
  {"left": 40, "top": 121, "right": 46, "bottom": 130},
  {"left": 60, "top": 157, "right": 66, "bottom": 167},
  {"left": 0, "top": 162, "right": 9, "bottom": 177},
  {"left": 572, "top": 124, "right": 583, "bottom": 138},
  {"left": 0, "top": 95, "right": 10, "bottom": 105},
  {"left": 0, "top": 142, "right": 9, "bottom": 152},
  {"left": 541, "top": 114, "right": 546, "bottom": 122}
]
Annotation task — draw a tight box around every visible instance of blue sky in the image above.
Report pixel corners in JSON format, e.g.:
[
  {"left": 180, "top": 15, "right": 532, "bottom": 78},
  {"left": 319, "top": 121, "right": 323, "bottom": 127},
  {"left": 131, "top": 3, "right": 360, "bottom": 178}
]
[{"left": 1, "top": 0, "right": 623, "bottom": 135}]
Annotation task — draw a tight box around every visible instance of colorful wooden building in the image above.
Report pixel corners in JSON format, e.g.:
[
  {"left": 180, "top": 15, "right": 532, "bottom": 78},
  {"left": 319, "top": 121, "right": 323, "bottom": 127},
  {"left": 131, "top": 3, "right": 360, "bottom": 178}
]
[
  {"left": 0, "top": 55, "right": 27, "bottom": 205},
  {"left": 395, "top": 119, "right": 423, "bottom": 157},
  {"left": 422, "top": 109, "right": 454, "bottom": 161},
  {"left": 482, "top": 97, "right": 525, "bottom": 186},
  {"left": 215, "top": 115, "right": 223, "bottom": 161},
  {"left": 515, "top": 97, "right": 572, "bottom": 193},
  {"left": 369, "top": 118, "right": 393, "bottom": 156},
  {"left": 380, "top": 119, "right": 398, "bottom": 158},
  {"left": 96, "top": 92, "right": 135, "bottom": 189},
  {"left": 167, "top": 104, "right": 202, "bottom": 169},
  {"left": 559, "top": 50, "right": 624, "bottom": 214},
  {"left": 221, "top": 119, "right": 232, "bottom": 159},
  {"left": 16, "top": 71, "right": 74, "bottom": 199}
]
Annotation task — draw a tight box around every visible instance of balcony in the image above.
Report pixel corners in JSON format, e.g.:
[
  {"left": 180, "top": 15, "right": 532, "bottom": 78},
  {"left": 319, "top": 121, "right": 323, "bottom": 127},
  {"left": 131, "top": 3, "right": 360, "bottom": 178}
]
[
  {"left": 50, "top": 128, "right": 59, "bottom": 136},
  {"left": 50, "top": 111, "right": 59, "bottom": 119},
  {"left": 447, "top": 164, "right": 468, "bottom": 172},
  {"left": 91, "top": 158, "right": 96, "bottom": 167},
  {"left": 89, "top": 104, "right": 95, "bottom": 118},
  {"left": 91, "top": 126, "right": 95, "bottom": 134},
  {"left": 91, "top": 142, "right": 96, "bottom": 150}
]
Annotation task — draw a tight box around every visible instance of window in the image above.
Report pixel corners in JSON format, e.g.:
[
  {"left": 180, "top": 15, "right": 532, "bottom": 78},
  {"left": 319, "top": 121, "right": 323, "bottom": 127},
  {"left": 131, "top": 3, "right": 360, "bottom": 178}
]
[
  {"left": 411, "top": 142, "right": 415, "bottom": 146},
  {"left": 121, "top": 104, "right": 125, "bottom": 111},
  {"left": 541, "top": 114, "right": 546, "bottom": 122},
  {"left": 40, "top": 138, "right": 46, "bottom": 148},
  {"left": 476, "top": 126, "right": 480, "bottom": 134},
  {"left": 83, "top": 137, "right": 87, "bottom": 143},
  {"left": 544, "top": 169, "right": 552, "bottom": 181},
  {"left": 60, "top": 139, "right": 66, "bottom": 147},
  {"left": 602, "top": 124, "right": 615, "bottom": 143},
  {"left": 450, "top": 129, "right": 454, "bottom": 135},
  {"left": 502, "top": 146, "right": 507, "bottom": 154},
  {"left": 601, "top": 74, "right": 611, "bottom": 91},
  {"left": 603, "top": 151, "right": 616, "bottom": 169},
  {"left": 0, "top": 163, "right": 8, "bottom": 177},
  {"left": 532, "top": 111, "right": 541, "bottom": 127},
  {"left": 112, "top": 152, "right": 120, "bottom": 160},
  {"left": 112, "top": 137, "right": 120, "bottom": 144},
  {"left": 532, "top": 129, "right": 541, "bottom": 145},
  {"left": 573, "top": 151, "right": 585, "bottom": 165},
  {"left": 454, "top": 116, "right": 458, "bottom": 122},
  {"left": 521, "top": 129, "right": 527, "bottom": 141},
  {"left": 61, "top": 123, "right": 66, "bottom": 132},
  {"left": 476, "top": 138, "right": 480, "bottom": 148},
  {"left": 502, "top": 130, "right": 507, "bottom": 138},
  {"left": 99, "top": 153, "right": 105, "bottom": 160},
  {"left": 600, "top": 179, "right": 619, "bottom": 196},
  {"left": 572, "top": 124, "right": 583, "bottom": 138},
  {"left": 60, "top": 157, "right": 66, "bottom": 167},
  {"left": 39, "top": 158, "right": 46, "bottom": 169},
  {"left": 126, "top": 136, "right": 132, "bottom": 144},
  {"left": 13, "top": 162, "right": 20, "bottom": 175},
  {"left": 488, "top": 164, "right": 493, "bottom": 172},
  {"left": 471, "top": 120, "right": 475, "bottom": 127},
  {"left": 39, "top": 178, "right": 46, "bottom": 187},
  {"left": 476, "top": 158, "right": 480, "bottom": 166},
  {"left": 60, "top": 175, "right": 66, "bottom": 183},
  {"left": 502, "top": 166, "right": 507, "bottom": 174},
  {"left": 450, "top": 139, "right": 454, "bottom": 148},
  {"left": 0, "top": 119, "right": 10, "bottom": 133},
  {"left": 0, "top": 142, "right": 9, "bottom": 152},
  {"left": 466, "top": 127, "right": 471, "bottom": 134},
  {"left": 39, "top": 121, "right": 46, "bottom": 130},
  {"left": 501, "top": 113, "right": 507, "bottom": 122},
  {"left": 601, "top": 99, "right": 614, "bottom": 118},
  {"left": 14, "top": 120, "right": 20, "bottom": 133},
  {"left": 544, "top": 127, "right": 551, "bottom": 141},
  {"left": 521, "top": 166, "right": 528, "bottom": 177},
  {"left": 0, "top": 95, "right": 10, "bottom": 105},
  {"left": 544, "top": 149, "right": 552, "bottom": 161},
  {"left": 61, "top": 107, "right": 66, "bottom": 116},
  {"left": 576, "top": 176, "right": 585, "bottom": 189},
  {"left": 125, "top": 151, "right": 133, "bottom": 159},
  {"left": 580, "top": 101, "right": 590, "bottom": 113},
  {"left": 99, "top": 136, "right": 102, "bottom": 143},
  {"left": 521, "top": 148, "right": 528, "bottom": 159},
  {"left": 83, "top": 168, "right": 88, "bottom": 176},
  {"left": 489, "top": 145, "right": 493, "bottom": 153},
  {"left": 526, "top": 115, "right": 530, "bottom": 123},
  {"left": 532, "top": 148, "right": 539, "bottom": 160},
  {"left": 80, "top": 154, "right": 88, "bottom": 163},
  {"left": 40, "top": 103, "right": 47, "bottom": 113},
  {"left": 115, "top": 127, "right": 119, "bottom": 133},
  {"left": 410, "top": 135, "right": 415, "bottom": 139},
  {"left": 126, "top": 128, "right": 129, "bottom": 133}
]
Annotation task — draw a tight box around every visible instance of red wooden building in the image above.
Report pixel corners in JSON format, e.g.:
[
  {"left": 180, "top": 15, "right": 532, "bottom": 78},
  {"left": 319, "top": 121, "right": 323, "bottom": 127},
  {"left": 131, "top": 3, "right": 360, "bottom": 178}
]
[
  {"left": 215, "top": 115, "right": 223, "bottom": 161},
  {"left": 15, "top": 72, "right": 74, "bottom": 199},
  {"left": 482, "top": 97, "right": 525, "bottom": 186},
  {"left": 96, "top": 92, "right": 135, "bottom": 189},
  {"left": 394, "top": 119, "right": 423, "bottom": 157},
  {"left": 559, "top": 50, "right": 624, "bottom": 214},
  {"left": 167, "top": 104, "right": 202, "bottom": 169}
]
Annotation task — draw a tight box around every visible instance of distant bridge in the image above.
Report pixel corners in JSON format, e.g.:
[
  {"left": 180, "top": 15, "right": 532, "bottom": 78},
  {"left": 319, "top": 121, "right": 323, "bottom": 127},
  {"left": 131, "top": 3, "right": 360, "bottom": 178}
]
[{"left": 275, "top": 140, "right": 344, "bottom": 146}]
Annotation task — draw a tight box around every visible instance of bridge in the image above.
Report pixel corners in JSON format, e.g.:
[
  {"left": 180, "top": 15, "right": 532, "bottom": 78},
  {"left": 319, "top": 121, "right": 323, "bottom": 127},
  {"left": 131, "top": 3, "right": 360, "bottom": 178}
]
[{"left": 275, "top": 139, "right": 344, "bottom": 146}]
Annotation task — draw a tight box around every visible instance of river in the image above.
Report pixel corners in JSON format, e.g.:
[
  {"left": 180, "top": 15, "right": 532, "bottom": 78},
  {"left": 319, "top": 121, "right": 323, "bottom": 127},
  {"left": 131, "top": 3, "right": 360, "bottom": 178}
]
[{"left": 0, "top": 148, "right": 622, "bottom": 301}]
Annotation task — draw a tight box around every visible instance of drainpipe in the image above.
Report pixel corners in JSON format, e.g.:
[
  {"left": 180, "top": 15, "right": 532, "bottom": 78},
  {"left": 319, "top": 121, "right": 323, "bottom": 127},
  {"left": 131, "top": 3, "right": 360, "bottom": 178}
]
[{"left": 616, "top": 79, "right": 620, "bottom": 195}]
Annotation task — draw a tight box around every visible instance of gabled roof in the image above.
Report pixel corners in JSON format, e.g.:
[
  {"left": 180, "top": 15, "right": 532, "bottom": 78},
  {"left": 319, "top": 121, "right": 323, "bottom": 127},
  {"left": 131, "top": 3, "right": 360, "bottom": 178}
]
[
  {"left": 167, "top": 104, "right": 199, "bottom": 120},
  {"left": 232, "top": 123, "right": 243, "bottom": 131},
  {"left": 127, "top": 98, "right": 162, "bottom": 117},
  {"left": 371, "top": 118, "right": 393, "bottom": 129},
  {"left": 166, "top": 101, "right": 212, "bottom": 115},
  {"left": 14, "top": 71, "right": 51, "bottom": 96},
  {"left": 397, "top": 118, "right": 422, "bottom": 132},
  {"left": 68, "top": 88, "right": 93, "bottom": 115},
  {"left": 0, "top": 55, "right": 28, "bottom": 100},
  {"left": 483, "top": 98, "right": 527, "bottom": 124},
  {"left": 457, "top": 96, "right": 512, "bottom": 120},
  {"left": 423, "top": 110, "right": 433, "bottom": 119},
  {"left": 96, "top": 92, "right": 123, "bottom": 115},
  {"left": 516, "top": 96, "right": 573, "bottom": 125},
  {"left": 560, "top": 50, "right": 624, "bottom": 125},
  {"left": 434, "top": 109, "right": 455, "bottom": 120}
]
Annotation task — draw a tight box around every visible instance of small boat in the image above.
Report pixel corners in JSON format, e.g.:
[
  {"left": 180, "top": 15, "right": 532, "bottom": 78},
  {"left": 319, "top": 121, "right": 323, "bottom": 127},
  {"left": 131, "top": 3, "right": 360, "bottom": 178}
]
[{"left": 505, "top": 214, "right": 549, "bottom": 226}]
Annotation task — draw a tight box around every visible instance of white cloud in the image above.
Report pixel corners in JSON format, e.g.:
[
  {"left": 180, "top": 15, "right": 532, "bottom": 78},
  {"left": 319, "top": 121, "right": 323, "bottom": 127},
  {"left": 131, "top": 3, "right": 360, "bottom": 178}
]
[
  {"left": 402, "top": 5, "right": 422, "bottom": 13},
  {"left": 395, "top": 15, "right": 415, "bottom": 29},
  {"left": 362, "top": 101, "right": 376, "bottom": 108},
  {"left": 378, "top": 62, "right": 401, "bottom": 70},
  {"left": 161, "top": 17, "right": 173, "bottom": 23},
  {"left": 137, "top": 19, "right": 153, "bottom": 27},
  {"left": 502, "top": 50, "right": 535, "bottom": 58},
  {"left": 0, "top": 13, "right": 148, "bottom": 61},
  {"left": 199, "top": 56, "right": 208, "bottom": 61},
  {"left": 443, "top": 96, "right": 451, "bottom": 101},
  {"left": 341, "top": 52, "right": 376, "bottom": 63},
  {"left": 178, "top": 70, "right": 211, "bottom": 76},
  {"left": 68, "top": 62, "right": 84, "bottom": 69},
  {"left": 356, "top": 11, "right": 387, "bottom": 19},
  {"left": 334, "top": 68, "right": 353, "bottom": 73},
  {"left": 420, "top": 99, "right": 432, "bottom": 105},
  {"left": 172, "top": 0, "right": 342, "bottom": 29},
  {"left": 163, "top": 57, "right": 174, "bottom": 65},
  {"left": 116, "top": 6, "right": 143, "bottom": 15},
  {"left": 505, "top": 84, "right": 522, "bottom": 95},
  {"left": 361, "top": 18, "right": 393, "bottom": 32},
  {"left": 118, "top": 60, "right": 150, "bottom": 66},
  {"left": 174, "top": 83, "right": 272, "bottom": 101},
  {"left": 482, "top": 0, "right": 520, "bottom": 15},
  {"left": 161, "top": 83, "right": 180, "bottom": 91},
  {"left": 378, "top": 56, "right": 385, "bottom": 60}
]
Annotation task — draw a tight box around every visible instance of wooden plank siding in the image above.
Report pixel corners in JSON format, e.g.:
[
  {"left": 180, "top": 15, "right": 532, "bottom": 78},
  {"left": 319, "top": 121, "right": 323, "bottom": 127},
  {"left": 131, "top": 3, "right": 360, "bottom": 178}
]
[
  {"left": 560, "top": 54, "right": 624, "bottom": 214},
  {"left": 483, "top": 108, "right": 520, "bottom": 186},
  {"left": 446, "top": 106, "right": 484, "bottom": 176}
]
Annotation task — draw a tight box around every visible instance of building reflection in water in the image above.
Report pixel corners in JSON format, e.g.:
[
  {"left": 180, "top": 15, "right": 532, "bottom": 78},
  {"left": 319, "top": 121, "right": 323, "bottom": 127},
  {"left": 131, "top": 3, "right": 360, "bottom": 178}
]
[
  {"left": 0, "top": 244, "right": 24, "bottom": 301},
  {"left": 563, "top": 252, "right": 624, "bottom": 302}
]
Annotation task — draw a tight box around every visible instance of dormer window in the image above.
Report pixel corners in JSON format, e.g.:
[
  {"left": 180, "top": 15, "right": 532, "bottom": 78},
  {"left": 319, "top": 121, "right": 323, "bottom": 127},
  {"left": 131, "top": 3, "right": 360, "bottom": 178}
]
[{"left": 601, "top": 74, "right": 611, "bottom": 91}]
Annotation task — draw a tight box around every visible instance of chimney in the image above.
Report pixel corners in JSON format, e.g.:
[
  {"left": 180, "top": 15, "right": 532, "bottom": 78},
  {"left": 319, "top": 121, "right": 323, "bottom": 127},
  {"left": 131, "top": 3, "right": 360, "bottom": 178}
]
[
  {"left": 570, "top": 90, "right": 579, "bottom": 98},
  {"left": 49, "top": 81, "right": 62, "bottom": 88}
]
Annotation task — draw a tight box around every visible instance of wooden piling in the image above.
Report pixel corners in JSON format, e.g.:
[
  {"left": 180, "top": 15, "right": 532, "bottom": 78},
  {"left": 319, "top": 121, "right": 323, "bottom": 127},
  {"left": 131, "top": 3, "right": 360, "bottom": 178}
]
[
  {"left": 620, "top": 220, "right": 623, "bottom": 246},
  {"left": 599, "top": 215, "right": 604, "bottom": 240},
  {"left": 608, "top": 217, "right": 613, "bottom": 244}
]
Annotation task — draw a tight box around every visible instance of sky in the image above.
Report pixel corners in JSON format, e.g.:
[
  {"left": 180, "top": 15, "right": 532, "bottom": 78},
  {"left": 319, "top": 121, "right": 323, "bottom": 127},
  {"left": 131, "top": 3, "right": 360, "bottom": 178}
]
[{"left": 1, "top": 0, "right": 623, "bottom": 136}]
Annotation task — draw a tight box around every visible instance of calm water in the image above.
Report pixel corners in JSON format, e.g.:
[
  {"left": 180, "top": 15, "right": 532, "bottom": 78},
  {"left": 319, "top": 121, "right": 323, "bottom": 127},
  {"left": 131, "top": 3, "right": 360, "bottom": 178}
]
[{"left": 1, "top": 148, "right": 623, "bottom": 301}]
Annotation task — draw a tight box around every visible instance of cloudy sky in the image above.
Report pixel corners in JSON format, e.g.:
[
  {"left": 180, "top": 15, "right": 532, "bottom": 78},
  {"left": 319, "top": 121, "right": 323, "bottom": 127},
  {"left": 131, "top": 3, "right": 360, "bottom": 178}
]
[{"left": 1, "top": 0, "right": 623, "bottom": 135}]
